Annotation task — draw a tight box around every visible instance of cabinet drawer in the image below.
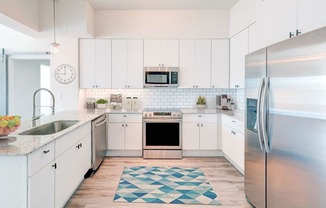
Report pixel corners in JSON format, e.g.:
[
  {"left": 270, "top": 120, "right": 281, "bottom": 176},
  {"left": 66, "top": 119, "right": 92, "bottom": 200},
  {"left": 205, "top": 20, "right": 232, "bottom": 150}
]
[
  {"left": 108, "top": 114, "right": 142, "bottom": 123},
  {"left": 183, "top": 114, "right": 217, "bottom": 123},
  {"left": 28, "top": 142, "right": 55, "bottom": 177},
  {"left": 222, "top": 115, "right": 244, "bottom": 133},
  {"left": 55, "top": 122, "right": 91, "bottom": 157}
]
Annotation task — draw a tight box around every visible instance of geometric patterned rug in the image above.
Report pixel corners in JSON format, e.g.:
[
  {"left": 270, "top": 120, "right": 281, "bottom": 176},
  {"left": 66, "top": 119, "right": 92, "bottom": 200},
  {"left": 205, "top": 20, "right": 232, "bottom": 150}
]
[{"left": 113, "top": 166, "right": 221, "bottom": 205}]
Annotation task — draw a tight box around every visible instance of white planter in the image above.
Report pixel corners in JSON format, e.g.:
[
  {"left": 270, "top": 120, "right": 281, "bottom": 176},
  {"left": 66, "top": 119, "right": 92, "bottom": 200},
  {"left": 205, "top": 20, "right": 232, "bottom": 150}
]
[
  {"left": 96, "top": 103, "right": 107, "bottom": 109},
  {"left": 197, "top": 104, "right": 206, "bottom": 109}
]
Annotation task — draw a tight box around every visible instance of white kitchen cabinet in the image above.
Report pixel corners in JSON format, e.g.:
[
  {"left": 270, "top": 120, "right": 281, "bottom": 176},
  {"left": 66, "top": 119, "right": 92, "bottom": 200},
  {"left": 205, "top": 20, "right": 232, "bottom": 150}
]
[
  {"left": 112, "top": 39, "right": 143, "bottom": 88},
  {"left": 262, "top": 0, "right": 326, "bottom": 47},
  {"left": 144, "top": 39, "right": 179, "bottom": 67},
  {"left": 211, "top": 39, "right": 230, "bottom": 88},
  {"left": 222, "top": 115, "right": 244, "bottom": 174},
  {"left": 55, "top": 133, "right": 91, "bottom": 208},
  {"left": 230, "top": 28, "right": 249, "bottom": 89},
  {"left": 107, "top": 114, "right": 142, "bottom": 150},
  {"left": 79, "top": 39, "right": 112, "bottom": 88},
  {"left": 182, "top": 114, "right": 218, "bottom": 150},
  {"left": 28, "top": 142, "right": 55, "bottom": 208},
  {"left": 179, "top": 39, "right": 211, "bottom": 88}
]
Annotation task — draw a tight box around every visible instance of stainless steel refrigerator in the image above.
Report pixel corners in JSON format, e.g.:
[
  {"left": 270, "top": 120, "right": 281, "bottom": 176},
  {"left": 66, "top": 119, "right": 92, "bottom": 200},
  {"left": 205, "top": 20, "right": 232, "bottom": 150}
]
[{"left": 245, "top": 26, "right": 326, "bottom": 208}]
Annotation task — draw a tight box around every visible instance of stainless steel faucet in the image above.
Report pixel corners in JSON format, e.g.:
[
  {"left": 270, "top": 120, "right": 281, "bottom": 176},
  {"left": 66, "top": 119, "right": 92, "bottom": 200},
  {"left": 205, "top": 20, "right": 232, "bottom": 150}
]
[{"left": 32, "top": 88, "right": 55, "bottom": 126}]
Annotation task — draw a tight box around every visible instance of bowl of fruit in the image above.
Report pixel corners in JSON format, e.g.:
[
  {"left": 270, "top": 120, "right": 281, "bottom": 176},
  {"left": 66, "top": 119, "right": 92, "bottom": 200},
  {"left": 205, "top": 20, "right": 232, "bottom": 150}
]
[{"left": 0, "top": 115, "right": 21, "bottom": 139}]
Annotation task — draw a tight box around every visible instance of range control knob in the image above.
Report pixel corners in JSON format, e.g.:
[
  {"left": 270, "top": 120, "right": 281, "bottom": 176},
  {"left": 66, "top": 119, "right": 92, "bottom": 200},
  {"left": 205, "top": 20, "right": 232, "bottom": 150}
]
[{"left": 177, "top": 113, "right": 181, "bottom": 117}]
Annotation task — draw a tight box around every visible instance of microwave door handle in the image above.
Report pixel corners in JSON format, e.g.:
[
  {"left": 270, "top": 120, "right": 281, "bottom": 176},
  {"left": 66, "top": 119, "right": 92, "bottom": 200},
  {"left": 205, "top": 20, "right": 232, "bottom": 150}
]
[{"left": 257, "top": 77, "right": 265, "bottom": 152}]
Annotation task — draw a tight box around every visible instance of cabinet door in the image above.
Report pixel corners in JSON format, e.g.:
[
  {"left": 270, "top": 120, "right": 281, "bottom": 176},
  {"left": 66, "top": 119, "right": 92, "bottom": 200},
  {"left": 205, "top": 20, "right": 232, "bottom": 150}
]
[
  {"left": 179, "top": 39, "right": 196, "bottom": 88},
  {"left": 79, "top": 39, "right": 95, "bottom": 88},
  {"left": 107, "top": 123, "right": 125, "bottom": 149},
  {"left": 222, "top": 125, "right": 233, "bottom": 159},
  {"left": 55, "top": 146, "right": 78, "bottom": 208},
  {"left": 161, "top": 39, "right": 179, "bottom": 67},
  {"left": 261, "top": 0, "right": 297, "bottom": 46},
  {"left": 95, "top": 39, "right": 112, "bottom": 88},
  {"left": 232, "top": 130, "right": 244, "bottom": 171},
  {"left": 112, "top": 40, "right": 128, "bottom": 88},
  {"left": 182, "top": 122, "right": 200, "bottom": 150},
  {"left": 77, "top": 134, "right": 92, "bottom": 176},
  {"left": 127, "top": 40, "right": 144, "bottom": 88},
  {"left": 28, "top": 162, "right": 55, "bottom": 208},
  {"left": 230, "top": 28, "right": 249, "bottom": 88},
  {"left": 125, "top": 123, "right": 142, "bottom": 150},
  {"left": 144, "top": 40, "right": 162, "bottom": 67},
  {"left": 199, "top": 123, "right": 217, "bottom": 150},
  {"left": 211, "top": 39, "right": 229, "bottom": 88},
  {"left": 195, "top": 40, "right": 211, "bottom": 88},
  {"left": 298, "top": 0, "right": 326, "bottom": 34}
]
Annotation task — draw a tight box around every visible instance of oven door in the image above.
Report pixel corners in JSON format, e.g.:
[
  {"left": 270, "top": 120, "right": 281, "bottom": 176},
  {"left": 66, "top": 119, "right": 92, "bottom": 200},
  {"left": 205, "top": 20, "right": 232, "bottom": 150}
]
[{"left": 143, "top": 119, "right": 182, "bottom": 149}]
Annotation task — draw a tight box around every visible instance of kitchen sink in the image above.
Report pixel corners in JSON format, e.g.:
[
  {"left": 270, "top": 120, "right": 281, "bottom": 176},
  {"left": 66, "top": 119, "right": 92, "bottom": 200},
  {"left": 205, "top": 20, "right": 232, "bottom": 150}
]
[{"left": 19, "top": 120, "right": 79, "bottom": 135}]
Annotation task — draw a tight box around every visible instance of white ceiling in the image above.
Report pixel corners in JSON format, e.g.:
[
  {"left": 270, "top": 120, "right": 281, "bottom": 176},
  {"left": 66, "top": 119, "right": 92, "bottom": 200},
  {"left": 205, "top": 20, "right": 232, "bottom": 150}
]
[{"left": 87, "top": 0, "right": 239, "bottom": 10}]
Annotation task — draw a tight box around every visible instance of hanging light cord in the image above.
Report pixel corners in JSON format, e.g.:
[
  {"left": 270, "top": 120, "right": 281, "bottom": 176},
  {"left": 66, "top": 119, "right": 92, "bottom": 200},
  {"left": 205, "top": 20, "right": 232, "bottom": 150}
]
[{"left": 53, "top": 0, "right": 56, "bottom": 44}]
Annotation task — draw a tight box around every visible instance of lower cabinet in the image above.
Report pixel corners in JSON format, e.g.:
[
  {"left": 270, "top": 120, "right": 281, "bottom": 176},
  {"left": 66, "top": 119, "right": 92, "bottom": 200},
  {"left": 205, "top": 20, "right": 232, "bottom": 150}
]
[
  {"left": 107, "top": 114, "right": 142, "bottom": 151},
  {"left": 182, "top": 114, "right": 218, "bottom": 151},
  {"left": 27, "top": 122, "right": 92, "bottom": 208},
  {"left": 55, "top": 134, "right": 91, "bottom": 208},
  {"left": 28, "top": 161, "right": 55, "bottom": 208},
  {"left": 222, "top": 115, "right": 244, "bottom": 174}
]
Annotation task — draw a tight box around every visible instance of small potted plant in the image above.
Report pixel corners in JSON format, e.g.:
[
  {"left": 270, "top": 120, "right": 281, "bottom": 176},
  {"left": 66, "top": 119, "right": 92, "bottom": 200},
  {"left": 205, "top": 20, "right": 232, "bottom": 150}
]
[
  {"left": 196, "top": 96, "right": 206, "bottom": 109},
  {"left": 96, "top": 98, "right": 108, "bottom": 109}
]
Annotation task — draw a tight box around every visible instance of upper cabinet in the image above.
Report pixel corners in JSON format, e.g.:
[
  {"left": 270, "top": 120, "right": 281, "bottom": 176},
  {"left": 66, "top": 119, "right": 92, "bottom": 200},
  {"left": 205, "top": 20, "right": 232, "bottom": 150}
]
[
  {"left": 144, "top": 39, "right": 179, "bottom": 67},
  {"left": 262, "top": 0, "right": 326, "bottom": 47},
  {"left": 211, "top": 39, "right": 229, "bottom": 89},
  {"left": 230, "top": 28, "right": 249, "bottom": 89},
  {"left": 79, "top": 39, "right": 112, "bottom": 89},
  {"left": 112, "top": 39, "right": 143, "bottom": 89},
  {"left": 179, "top": 39, "right": 211, "bottom": 88}
]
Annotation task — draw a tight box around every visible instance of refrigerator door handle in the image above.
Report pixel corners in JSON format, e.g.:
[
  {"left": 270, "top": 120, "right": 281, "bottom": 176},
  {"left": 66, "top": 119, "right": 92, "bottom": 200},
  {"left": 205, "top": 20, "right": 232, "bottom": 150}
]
[
  {"left": 257, "top": 77, "right": 265, "bottom": 151},
  {"left": 261, "top": 76, "right": 271, "bottom": 153}
]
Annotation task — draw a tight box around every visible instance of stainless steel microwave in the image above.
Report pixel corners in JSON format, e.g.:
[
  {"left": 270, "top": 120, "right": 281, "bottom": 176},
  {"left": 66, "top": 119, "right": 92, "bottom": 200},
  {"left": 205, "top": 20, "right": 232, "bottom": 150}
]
[{"left": 144, "top": 67, "right": 179, "bottom": 87}]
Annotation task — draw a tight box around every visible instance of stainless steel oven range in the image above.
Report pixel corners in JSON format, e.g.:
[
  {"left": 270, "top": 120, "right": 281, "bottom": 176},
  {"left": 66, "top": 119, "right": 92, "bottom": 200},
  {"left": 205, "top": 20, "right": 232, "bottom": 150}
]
[{"left": 143, "top": 110, "right": 182, "bottom": 159}]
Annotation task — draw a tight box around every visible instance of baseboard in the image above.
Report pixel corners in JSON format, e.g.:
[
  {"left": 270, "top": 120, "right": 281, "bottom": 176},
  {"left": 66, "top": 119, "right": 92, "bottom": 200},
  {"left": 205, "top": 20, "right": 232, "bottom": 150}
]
[
  {"left": 182, "top": 150, "right": 223, "bottom": 157},
  {"left": 106, "top": 150, "right": 142, "bottom": 157},
  {"left": 223, "top": 154, "right": 244, "bottom": 175}
]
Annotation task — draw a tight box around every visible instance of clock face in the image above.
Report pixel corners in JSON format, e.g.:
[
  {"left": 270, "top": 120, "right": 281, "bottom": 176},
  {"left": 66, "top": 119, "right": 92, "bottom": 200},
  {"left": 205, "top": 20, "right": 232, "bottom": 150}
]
[{"left": 54, "top": 64, "right": 76, "bottom": 84}]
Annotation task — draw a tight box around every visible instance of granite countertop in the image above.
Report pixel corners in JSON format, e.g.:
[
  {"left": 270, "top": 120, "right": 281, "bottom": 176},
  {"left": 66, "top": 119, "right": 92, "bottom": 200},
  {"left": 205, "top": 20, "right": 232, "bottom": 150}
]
[{"left": 0, "top": 110, "right": 104, "bottom": 156}]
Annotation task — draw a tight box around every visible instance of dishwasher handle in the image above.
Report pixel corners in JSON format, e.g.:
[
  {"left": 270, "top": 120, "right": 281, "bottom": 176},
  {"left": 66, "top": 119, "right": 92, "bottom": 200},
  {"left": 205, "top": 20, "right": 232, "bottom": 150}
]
[{"left": 95, "top": 119, "right": 107, "bottom": 127}]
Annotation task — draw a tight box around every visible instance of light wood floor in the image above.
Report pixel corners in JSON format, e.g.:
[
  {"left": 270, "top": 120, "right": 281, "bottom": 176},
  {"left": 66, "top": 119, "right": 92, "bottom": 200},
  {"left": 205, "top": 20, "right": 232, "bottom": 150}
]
[{"left": 65, "top": 157, "right": 252, "bottom": 208}]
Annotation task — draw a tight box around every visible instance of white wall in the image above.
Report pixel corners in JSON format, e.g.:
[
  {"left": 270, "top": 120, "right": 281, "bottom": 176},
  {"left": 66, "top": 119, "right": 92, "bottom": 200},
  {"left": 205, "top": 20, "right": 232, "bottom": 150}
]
[
  {"left": 0, "top": 24, "right": 81, "bottom": 115},
  {"left": 0, "top": 0, "right": 39, "bottom": 36},
  {"left": 95, "top": 10, "right": 230, "bottom": 38}
]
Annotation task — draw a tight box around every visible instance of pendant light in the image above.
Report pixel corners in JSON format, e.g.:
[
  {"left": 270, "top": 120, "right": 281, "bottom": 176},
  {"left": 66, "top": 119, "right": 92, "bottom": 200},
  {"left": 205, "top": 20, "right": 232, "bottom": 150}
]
[{"left": 50, "top": 0, "right": 60, "bottom": 54}]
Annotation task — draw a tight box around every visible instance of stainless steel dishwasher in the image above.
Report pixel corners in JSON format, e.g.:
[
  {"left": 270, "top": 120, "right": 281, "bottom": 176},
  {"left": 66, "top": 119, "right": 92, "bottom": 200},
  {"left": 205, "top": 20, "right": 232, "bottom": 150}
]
[{"left": 91, "top": 115, "right": 107, "bottom": 171}]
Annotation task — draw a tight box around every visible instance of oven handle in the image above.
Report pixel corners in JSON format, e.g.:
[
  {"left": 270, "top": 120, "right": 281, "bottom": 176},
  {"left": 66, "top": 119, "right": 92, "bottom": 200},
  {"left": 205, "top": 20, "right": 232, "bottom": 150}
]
[{"left": 143, "top": 119, "right": 182, "bottom": 123}]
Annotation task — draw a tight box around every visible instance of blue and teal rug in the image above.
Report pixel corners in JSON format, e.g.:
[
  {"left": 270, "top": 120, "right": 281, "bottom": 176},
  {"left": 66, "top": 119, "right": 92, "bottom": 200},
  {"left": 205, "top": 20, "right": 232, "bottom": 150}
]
[{"left": 113, "top": 166, "right": 221, "bottom": 205}]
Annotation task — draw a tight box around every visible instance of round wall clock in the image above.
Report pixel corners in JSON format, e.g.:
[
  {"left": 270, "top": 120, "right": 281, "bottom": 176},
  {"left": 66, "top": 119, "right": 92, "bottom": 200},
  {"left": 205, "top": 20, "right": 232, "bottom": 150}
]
[{"left": 54, "top": 64, "right": 76, "bottom": 84}]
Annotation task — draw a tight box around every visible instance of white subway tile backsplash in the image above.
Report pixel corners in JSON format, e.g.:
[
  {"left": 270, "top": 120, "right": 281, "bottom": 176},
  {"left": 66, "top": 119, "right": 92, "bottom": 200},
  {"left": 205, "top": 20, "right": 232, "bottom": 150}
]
[{"left": 85, "top": 88, "right": 245, "bottom": 109}]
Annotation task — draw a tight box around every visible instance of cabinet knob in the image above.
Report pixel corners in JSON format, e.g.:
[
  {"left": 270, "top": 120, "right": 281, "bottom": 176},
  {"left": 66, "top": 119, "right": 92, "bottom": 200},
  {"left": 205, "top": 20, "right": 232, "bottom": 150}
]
[
  {"left": 289, "top": 32, "right": 295, "bottom": 38},
  {"left": 201, "top": 124, "right": 203, "bottom": 127},
  {"left": 212, "top": 85, "right": 214, "bottom": 88},
  {"left": 232, "top": 120, "right": 236, "bottom": 123},
  {"left": 196, "top": 85, "right": 198, "bottom": 88},
  {"left": 235, "top": 85, "right": 239, "bottom": 88},
  {"left": 296, "top": 29, "right": 301, "bottom": 36},
  {"left": 125, "top": 124, "right": 128, "bottom": 127},
  {"left": 43, "top": 150, "right": 50, "bottom": 154},
  {"left": 52, "top": 163, "right": 57, "bottom": 169},
  {"left": 122, "top": 124, "right": 124, "bottom": 127},
  {"left": 197, "top": 124, "right": 199, "bottom": 127}
]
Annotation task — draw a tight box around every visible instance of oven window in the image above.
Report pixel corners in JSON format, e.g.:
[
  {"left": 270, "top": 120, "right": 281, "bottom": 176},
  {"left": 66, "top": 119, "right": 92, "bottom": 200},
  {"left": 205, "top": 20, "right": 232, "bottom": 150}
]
[
  {"left": 145, "top": 72, "right": 169, "bottom": 84},
  {"left": 145, "top": 123, "right": 179, "bottom": 146}
]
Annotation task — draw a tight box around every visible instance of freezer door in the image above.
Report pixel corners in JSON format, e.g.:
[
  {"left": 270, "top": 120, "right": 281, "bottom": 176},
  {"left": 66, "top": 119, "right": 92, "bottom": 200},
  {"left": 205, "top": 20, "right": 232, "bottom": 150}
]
[
  {"left": 266, "top": 26, "right": 326, "bottom": 208},
  {"left": 245, "top": 48, "right": 267, "bottom": 208}
]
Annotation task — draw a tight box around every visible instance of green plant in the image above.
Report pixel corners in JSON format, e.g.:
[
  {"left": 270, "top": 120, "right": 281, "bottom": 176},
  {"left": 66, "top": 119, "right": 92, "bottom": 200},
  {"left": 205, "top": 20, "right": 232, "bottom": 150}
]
[
  {"left": 196, "top": 96, "right": 206, "bottom": 105},
  {"left": 96, "top": 98, "right": 108, "bottom": 104}
]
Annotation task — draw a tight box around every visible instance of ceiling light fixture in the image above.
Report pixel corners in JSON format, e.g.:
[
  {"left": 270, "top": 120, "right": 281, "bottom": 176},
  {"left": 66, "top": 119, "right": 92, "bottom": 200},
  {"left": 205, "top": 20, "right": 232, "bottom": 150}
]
[{"left": 50, "top": 0, "right": 60, "bottom": 54}]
